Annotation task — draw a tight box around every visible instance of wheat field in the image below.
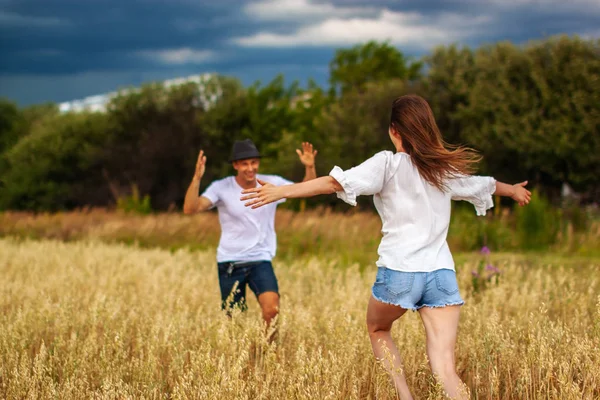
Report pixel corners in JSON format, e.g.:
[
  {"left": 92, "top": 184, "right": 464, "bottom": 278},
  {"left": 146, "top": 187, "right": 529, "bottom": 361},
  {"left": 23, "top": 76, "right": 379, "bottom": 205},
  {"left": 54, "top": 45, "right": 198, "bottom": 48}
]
[{"left": 1, "top": 237, "right": 599, "bottom": 399}]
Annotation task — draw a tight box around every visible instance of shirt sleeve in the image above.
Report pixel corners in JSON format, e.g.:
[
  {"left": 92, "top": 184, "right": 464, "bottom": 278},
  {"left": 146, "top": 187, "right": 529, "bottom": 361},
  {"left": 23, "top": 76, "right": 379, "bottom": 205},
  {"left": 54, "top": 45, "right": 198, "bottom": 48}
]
[
  {"left": 328, "top": 151, "right": 389, "bottom": 206},
  {"left": 200, "top": 180, "right": 221, "bottom": 209},
  {"left": 448, "top": 175, "right": 497, "bottom": 216}
]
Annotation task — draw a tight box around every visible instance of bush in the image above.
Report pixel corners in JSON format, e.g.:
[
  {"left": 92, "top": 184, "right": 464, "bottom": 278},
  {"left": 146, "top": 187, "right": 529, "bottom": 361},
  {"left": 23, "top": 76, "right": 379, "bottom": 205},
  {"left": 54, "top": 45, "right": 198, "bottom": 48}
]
[
  {"left": 116, "top": 185, "right": 152, "bottom": 215},
  {"left": 0, "top": 112, "right": 112, "bottom": 211},
  {"left": 515, "top": 189, "right": 560, "bottom": 250}
]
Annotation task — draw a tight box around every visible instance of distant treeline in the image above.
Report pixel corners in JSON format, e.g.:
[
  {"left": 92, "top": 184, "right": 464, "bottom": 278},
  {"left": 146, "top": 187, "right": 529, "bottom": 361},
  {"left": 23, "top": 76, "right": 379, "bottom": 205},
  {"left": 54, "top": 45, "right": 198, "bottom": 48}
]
[{"left": 0, "top": 35, "right": 598, "bottom": 211}]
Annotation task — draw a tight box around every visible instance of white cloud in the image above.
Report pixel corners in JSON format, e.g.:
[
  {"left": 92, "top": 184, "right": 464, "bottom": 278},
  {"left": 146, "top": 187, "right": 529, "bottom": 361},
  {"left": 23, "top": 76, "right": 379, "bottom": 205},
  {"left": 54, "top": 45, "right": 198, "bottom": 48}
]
[
  {"left": 0, "top": 11, "right": 68, "bottom": 27},
  {"left": 0, "top": 70, "right": 217, "bottom": 105},
  {"left": 580, "top": 29, "right": 600, "bottom": 40},
  {"left": 244, "top": 0, "right": 375, "bottom": 21},
  {"left": 233, "top": 9, "right": 489, "bottom": 48},
  {"left": 137, "top": 48, "right": 216, "bottom": 65}
]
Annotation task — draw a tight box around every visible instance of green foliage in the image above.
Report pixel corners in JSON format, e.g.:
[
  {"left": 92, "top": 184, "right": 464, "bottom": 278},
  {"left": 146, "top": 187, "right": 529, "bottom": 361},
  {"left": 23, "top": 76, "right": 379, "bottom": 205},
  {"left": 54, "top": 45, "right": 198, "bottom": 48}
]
[
  {"left": 448, "top": 204, "right": 515, "bottom": 251},
  {"left": 101, "top": 78, "right": 217, "bottom": 209},
  {"left": 241, "top": 75, "right": 297, "bottom": 152},
  {"left": 116, "top": 185, "right": 152, "bottom": 214},
  {"left": 0, "top": 100, "right": 59, "bottom": 189},
  {"left": 515, "top": 189, "right": 560, "bottom": 249},
  {"left": 1, "top": 35, "right": 598, "bottom": 215},
  {"left": 0, "top": 99, "right": 22, "bottom": 155},
  {"left": 421, "top": 45, "right": 476, "bottom": 144},
  {"left": 454, "top": 36, "right": 600, "bottom": 191},
  {"left": 0, "top": 112, "right": 111, "bottom": 210},
  {"left": 562, "top": 204, "right": 590, "bottom": 233},
  {"left": 329, "top": 40, "right": 422, "bottom": 95}
]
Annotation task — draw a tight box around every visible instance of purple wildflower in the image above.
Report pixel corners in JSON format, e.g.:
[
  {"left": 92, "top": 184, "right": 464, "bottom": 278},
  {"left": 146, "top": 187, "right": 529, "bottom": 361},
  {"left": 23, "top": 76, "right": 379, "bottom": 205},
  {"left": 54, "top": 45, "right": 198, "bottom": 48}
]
[
  {"left": 485, "top": 264, "right": 500, "bottom": 273},
  {"left": 480, "top": 246, "right": 491, "bottom": 255},
  {"left": 471, "top": 270, "right": 480, "bottom": 278}
]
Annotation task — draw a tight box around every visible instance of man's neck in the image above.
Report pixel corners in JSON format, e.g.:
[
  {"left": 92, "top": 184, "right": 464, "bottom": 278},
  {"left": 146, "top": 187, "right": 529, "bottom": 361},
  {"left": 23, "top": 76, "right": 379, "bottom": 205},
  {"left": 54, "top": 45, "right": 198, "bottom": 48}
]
[{"left": 235, "top": 175, "right": 257, "bottom": 190}]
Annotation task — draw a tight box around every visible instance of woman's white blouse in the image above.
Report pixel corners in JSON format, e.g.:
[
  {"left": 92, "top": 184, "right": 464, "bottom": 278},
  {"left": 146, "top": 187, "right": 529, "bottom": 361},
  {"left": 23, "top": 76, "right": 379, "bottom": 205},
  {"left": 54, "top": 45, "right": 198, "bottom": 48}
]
[{"left": 329, "top": 151, "right": 496, "bottom": 272}]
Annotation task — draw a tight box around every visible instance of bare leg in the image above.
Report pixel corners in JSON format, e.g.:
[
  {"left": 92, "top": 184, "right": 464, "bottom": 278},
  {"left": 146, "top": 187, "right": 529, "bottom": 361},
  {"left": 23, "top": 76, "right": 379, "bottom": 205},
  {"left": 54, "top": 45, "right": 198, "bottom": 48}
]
[
  {"left": 418, "top": 306, "right": 469, "bottom": 399},
  {"left": 257, "top": 291, "right": 279, "bottom": 341},
  {"left": 366, "top": 296, "right": 413, "bottom": 400}
]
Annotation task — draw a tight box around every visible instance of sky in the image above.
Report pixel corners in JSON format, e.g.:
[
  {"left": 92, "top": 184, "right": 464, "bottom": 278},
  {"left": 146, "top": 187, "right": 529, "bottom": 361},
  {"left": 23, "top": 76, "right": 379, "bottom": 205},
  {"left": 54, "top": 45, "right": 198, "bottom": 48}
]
[{"left": 1, "top": 0, "right": 598, "bottom": 106}]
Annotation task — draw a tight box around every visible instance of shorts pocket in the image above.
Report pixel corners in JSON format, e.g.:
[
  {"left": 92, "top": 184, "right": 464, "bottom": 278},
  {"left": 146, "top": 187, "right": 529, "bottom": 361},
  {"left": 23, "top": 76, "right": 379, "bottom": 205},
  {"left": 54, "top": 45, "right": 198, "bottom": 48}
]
[
  {"left": 373, "top": 267, "right": 386, "bottom": 286},
  {"left": 435, "top": 269, "right": 459, "bottom": 295},
  {"left": 383, "top": 269, "right": 415, "bottom": 296}
]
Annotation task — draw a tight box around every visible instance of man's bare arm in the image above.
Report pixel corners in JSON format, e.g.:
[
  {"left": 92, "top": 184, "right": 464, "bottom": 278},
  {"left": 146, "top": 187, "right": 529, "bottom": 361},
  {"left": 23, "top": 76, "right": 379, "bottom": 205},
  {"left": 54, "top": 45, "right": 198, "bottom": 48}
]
[
  {"left": 296, "top": 142, "right": 318, "bottom": 182},
  {"left": 183, "top": 150, "right": 213, "bottom": 214}
]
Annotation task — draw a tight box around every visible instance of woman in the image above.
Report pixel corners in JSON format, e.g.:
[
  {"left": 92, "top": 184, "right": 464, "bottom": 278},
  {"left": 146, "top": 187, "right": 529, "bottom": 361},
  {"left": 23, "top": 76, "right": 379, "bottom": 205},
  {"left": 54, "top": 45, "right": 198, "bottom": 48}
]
[{"left": 240, "top": 95, "right": 531, "bottom": 399}]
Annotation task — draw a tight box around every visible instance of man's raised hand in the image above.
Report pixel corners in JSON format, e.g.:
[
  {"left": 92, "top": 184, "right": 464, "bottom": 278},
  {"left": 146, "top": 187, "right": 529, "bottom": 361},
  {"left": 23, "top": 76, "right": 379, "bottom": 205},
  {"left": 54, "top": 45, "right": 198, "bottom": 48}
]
[
  {"left": 194, "top": 150, "right": 207, "bottom": 180},
  {"left": 296, "top": 142, "right": 317, "bottom": 167}
]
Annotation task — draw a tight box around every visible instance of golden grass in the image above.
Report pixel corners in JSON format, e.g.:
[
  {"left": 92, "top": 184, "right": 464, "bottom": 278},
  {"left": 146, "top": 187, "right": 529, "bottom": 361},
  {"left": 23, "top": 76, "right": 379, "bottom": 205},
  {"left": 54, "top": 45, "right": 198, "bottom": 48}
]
[
  {"left": 0, "top": 209, "right": 384, "bottom": 266},
  {"left": 1, "top": 209, "right": 599, "bottom": 268},
  {"left": 1, "top": 238, "right": 599, "bottom": 399}
]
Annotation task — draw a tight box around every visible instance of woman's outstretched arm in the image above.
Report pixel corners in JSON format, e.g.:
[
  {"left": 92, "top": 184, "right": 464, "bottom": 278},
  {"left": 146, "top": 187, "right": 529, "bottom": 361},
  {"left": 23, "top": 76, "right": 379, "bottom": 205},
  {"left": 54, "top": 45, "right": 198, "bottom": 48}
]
[{"left": 241, "top": 176, "right": 343, "bottom": 209}]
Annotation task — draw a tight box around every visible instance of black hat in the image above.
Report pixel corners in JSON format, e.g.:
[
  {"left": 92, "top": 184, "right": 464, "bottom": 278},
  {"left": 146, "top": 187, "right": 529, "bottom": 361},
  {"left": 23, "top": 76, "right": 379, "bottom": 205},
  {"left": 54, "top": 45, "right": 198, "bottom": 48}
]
[{"left": 229, "top": 139, "right": 261, "bottom": 162}]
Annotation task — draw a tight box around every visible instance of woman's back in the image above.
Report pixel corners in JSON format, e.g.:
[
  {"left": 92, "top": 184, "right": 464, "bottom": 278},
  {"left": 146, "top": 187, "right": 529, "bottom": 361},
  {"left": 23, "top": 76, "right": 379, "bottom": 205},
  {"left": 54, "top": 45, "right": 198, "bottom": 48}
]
[{"left": 330, "top": 150, "right": 496, "bottom": 273}]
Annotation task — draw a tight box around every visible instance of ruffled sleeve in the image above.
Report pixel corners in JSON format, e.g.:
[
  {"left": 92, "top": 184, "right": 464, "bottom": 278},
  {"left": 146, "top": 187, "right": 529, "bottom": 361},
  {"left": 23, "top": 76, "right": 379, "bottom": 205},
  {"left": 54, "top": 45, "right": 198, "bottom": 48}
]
[
  {"left": 329, "top": 166, "right": 357, "bottom": 206},
  {"left": 328, "top": 151, "right": 390, "bottom": 206},
  {"left": 448, "top": 175, "right": 497, "bottom": 216}
]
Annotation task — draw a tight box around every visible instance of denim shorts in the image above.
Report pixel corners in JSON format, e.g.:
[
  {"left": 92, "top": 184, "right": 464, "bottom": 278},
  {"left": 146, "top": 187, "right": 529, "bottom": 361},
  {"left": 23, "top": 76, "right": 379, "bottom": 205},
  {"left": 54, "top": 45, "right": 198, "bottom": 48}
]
[
  {"left": 217, "top": 260, "right": 279, "bottom": 310},
  {"left": 372, "top": 267, "right": 464, "bottom": 311}
]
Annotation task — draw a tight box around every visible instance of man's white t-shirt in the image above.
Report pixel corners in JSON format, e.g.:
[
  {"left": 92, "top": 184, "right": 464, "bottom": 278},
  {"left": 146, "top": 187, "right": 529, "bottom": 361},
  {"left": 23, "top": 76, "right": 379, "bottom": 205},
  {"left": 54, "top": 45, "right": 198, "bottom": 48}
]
[{"left": 201, "top": 174, "right": 293, "bottom": 263}]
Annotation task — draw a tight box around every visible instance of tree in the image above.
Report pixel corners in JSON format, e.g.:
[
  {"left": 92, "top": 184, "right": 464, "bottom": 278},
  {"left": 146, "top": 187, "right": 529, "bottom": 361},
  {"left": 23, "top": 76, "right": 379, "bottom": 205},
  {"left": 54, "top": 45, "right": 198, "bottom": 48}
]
[
  {"left": 0, "top": 100, "right": 59, "bottom": 192},
  {"left": 0, "top": 99, "right": 21, "bottom": 156},
  {"left": 455, "top": 36, "right": 600, "bottom": 199},
  {"left": 102, "top": 79, "right": 211, "bottom": 209},
  {"left": 329, "top": 41, "right": 422, "bottom": 95},
  {"left": 421, "top": 45, "right": 477, "bottom": 145},
  {"left": 0, "top": 112, "right": 112, "bottom": 210}
]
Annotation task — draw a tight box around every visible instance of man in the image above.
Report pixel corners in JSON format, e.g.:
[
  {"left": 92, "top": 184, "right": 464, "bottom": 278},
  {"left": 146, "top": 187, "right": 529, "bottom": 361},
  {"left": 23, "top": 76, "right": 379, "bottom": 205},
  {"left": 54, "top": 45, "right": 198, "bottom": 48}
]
[{"left": 183, "top": 139, "right": 317, "bottom": 326}]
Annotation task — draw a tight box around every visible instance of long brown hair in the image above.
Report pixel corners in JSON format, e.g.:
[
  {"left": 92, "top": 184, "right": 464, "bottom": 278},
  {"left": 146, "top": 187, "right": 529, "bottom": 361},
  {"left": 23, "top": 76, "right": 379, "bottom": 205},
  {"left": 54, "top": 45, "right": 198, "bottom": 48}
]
[{"left": 389, "top": 94, "right": 481, "bottom": 191}]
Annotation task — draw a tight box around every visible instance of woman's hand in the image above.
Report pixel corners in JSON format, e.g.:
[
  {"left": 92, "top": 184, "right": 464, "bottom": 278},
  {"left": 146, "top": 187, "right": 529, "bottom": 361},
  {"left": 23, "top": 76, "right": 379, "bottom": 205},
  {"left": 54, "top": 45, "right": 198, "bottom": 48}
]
[
  {"left": 240, "top": 179, "right": 286, "bottom": 209},
  {"left": 511, "top": 181, "right": 532, "bottom": 206}
]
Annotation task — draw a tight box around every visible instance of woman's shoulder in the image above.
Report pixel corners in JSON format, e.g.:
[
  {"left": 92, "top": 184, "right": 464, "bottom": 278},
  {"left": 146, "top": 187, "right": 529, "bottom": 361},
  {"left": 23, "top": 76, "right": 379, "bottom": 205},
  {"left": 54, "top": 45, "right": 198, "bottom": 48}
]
[
  {"left": 371, "top": 150, "right": 405, "bottom": 163},
  {"left": 353, "top": 150, "right": 409, "bottom": 174},
  {"left": 377, "top": 150, "right": 411, "bottom": 169},
  {"left": 373, "top": 150, "right": 410, "bottom": 159}
]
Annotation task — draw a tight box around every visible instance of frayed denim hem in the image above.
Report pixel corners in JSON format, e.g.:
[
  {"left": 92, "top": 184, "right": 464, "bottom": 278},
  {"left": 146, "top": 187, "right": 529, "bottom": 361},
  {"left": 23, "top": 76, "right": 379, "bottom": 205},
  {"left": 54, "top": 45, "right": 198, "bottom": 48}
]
[
  {"left": 415, "top": 301, "right": 465, "bottom": 310},
  {"left": 371, "top": 292, "right": 419, "bottom": 311},
  {"left": 372, "top": 291, "right": 465, "bottom": 312}
]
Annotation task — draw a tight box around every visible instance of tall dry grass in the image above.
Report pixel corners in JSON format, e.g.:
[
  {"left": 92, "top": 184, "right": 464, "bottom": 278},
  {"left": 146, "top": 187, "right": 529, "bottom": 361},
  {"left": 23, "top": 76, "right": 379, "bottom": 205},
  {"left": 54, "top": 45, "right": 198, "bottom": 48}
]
[
  {"left": 0, "top": 209, "right": 384, "bottom": 266},
  {"left": 1, "top": 208, "right": 599, "bottom": 267},
  {"left": 1, "top": 238, "right": 599, "bottom": 399}
]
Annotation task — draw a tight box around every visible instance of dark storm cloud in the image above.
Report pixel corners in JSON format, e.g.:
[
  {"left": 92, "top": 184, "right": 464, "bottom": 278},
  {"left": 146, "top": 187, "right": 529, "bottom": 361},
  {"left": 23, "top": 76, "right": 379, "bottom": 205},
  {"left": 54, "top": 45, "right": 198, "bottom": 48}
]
[{"left": 0, "top": 0, "right": 597, "bottom": 105}]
